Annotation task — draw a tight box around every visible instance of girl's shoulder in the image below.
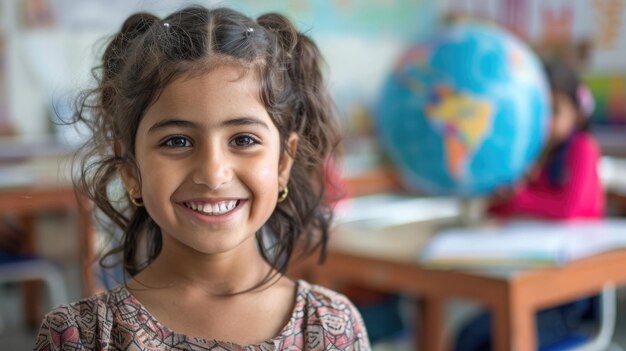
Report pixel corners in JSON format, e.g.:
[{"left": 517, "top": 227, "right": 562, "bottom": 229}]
[
  {"left": 570, "top": 131, "right": 599, "bottom": 149},
  {"left": 34, "top": 285, "right": 144, "bottom": 350},
  {"left": 566, "top": 131, "right": 601, "bottom": 159},
  {"left": 39, "top": 284, "right": 134, "bottom": 324},
  {"left": 296, "top": 279, "right": 356, "bottom": 309},
  {"left": 291, "top": 280, "right": 370, "bottom": 347}
]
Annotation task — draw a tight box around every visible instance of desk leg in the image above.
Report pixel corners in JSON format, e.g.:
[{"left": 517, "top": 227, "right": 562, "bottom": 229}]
[
  {"left": 491, "top": 291, "right": 535, "bottom": 351},
  {"left": 418, "top": 295, "right": 446, "bottom": 351},
  {"left": 18, "top": 213, "right": 41, "bottom": 328}
]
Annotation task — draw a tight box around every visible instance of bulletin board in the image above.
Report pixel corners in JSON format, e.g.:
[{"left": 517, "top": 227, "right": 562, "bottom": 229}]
[{"left": 585, "top": 75, "right": 626, "bottom": 126}]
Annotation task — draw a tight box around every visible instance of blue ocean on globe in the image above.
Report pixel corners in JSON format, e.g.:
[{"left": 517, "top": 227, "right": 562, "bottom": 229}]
[{"left": 376, "top": 23, "right": 551, "bottom": 196}]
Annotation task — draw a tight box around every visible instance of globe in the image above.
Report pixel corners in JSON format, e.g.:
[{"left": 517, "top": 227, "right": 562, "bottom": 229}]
[{"left": 376, "top": 23, "right": 551, "bottom": 196}]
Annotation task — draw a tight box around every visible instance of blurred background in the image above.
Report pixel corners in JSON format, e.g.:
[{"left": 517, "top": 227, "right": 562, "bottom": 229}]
[{"left": 1, "top": 0, "right": 626, "bottom": 350}]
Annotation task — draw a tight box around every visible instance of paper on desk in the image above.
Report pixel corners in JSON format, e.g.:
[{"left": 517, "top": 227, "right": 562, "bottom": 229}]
[
  {"left": 333, "top": 193, "right": 461, "bottom": 229},
  {"left": 420, "top": 219, "right": 626, "bottom": 268},
  {"left": 329, "top": 194, "right": 461, "bottom": 260}
]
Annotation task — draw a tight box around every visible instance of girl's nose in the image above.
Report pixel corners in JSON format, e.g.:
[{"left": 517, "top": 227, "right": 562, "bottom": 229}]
[{"left": 191, "top": 146, "right": 232, "bottom": 190}]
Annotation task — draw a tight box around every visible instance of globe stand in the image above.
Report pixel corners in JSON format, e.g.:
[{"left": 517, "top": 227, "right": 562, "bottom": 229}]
[{"left": 458, "top": 197, "right": 487, "bottom": 227}]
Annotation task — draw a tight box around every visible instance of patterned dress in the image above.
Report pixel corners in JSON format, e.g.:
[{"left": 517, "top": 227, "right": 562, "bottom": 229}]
[{"left": 34, "top": 280, "right": 370, "bottom": 350}]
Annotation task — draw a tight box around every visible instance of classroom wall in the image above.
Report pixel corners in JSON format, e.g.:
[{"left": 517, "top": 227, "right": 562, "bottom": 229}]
[
  {"left": 441, "top": 0, "right": 626, "bottom": 128},
  {"left": 443, "top": 0, "right": 626, "bottom": 72},
  {"left": 2, "top": 0, "right": 626, "bottom": 153},
  {"left": 0, "top": 0, "right": 442, "bottom": 140}
]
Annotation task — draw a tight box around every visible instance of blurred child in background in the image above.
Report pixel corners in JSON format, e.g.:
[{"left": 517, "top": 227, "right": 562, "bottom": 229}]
[
  {"left": 456, "top": 60, "right": 604, "bottom": 351},
  {"left": 489, "top": 60, "right": 604, "bottom": 219}
]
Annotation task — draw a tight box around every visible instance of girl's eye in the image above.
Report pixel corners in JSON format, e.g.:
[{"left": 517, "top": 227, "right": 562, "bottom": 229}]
[
  {"left": 163, "top": 136, "right": 192, "bottom": 148},
  {"left": 231, "top": 135, "right": 258, "bottom": 148}
]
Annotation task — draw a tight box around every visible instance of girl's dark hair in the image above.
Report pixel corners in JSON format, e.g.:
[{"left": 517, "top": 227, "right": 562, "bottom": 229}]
[
  {"left": 74, "top": 6, "right": 340, "bottom": 290},
  {"left": 543, "top": 60, "right": 584, "bottom": 115},
  {"left": 542, "top": 60, "right": 590, "bottom": 186},
  {"left": 543, "top": 59, "right": 595, "bottom": 130}
]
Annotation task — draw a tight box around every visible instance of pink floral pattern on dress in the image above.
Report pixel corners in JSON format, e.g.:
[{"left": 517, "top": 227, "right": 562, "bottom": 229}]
[{"left": 34, "top": 280, "right": 370, "bottom": 350}]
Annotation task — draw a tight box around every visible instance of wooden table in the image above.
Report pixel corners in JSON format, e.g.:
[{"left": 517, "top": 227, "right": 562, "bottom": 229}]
[
  {"left": 0, "top": 155, "right": 96, "bottom": 324},
  {"left": 289, "top": 213, "right": 626, "bottom": 351}
]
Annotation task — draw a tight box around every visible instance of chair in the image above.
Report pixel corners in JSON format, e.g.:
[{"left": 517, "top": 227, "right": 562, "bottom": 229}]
[
  {"left": 0, "top": 252, "right": 69, "bottom": 331},
  {"left": 568, "top": 284, "right": 619, "bottom": 351}
]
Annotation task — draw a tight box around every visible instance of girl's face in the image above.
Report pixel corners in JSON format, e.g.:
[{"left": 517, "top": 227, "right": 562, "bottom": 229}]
[
  {"left": 549, "top": 91, "right": 581, "bottom": 144},
  {"left": 122, "top": 65, "right": 297, "bottom": 256}
]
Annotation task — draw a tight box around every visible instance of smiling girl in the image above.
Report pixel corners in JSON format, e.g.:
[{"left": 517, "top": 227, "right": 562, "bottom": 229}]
[{"left": 34, "top": 6, "right": 369, "bottom": 350}]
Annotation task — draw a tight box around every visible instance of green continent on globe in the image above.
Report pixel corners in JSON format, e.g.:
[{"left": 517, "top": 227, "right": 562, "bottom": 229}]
[{"left": 425, "top": 85, "right": 494, "bottom": 179}]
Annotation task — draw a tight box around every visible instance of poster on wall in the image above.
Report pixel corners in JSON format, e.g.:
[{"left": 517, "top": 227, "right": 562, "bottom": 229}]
[
  {"left": 22, "top": 0, "right": 55, "bottom": 28},
  {"left": 585, "top": 76, "right": 626, "bottom": 125}
]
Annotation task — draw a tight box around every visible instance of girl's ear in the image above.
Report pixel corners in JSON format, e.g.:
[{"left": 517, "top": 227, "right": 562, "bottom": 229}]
[
  {"left": 278, "top": 132, "right": 299, "bottom": 187},
  {"left": 114, "top": 141, "right": 141, "bottom": 197},
  {"left": 119, "top": 162, "right": 141, "bottom": 197}
]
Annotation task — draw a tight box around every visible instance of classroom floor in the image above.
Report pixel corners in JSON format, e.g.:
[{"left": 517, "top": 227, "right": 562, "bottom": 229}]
[{"left": 1, "top": 214, "right": 625, "bottom": 350}]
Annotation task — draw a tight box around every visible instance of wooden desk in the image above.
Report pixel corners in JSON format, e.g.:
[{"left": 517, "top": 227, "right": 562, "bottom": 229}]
[
  {"left": 290, "top": 218, "right": 626, "bottom": 351},
  {"left": 0, "top": 156, "right": 96, "bottom": 323}
]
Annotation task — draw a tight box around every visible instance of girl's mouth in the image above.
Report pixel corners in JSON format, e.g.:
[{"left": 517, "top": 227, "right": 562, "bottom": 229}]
[{"left": 183, "top": 200, "right": 241, "bottom": 216}]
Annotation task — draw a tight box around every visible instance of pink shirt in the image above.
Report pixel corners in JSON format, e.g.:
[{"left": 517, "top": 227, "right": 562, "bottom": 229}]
[{"left": 490, "top": 133, "right": 605, "bottom": 220}]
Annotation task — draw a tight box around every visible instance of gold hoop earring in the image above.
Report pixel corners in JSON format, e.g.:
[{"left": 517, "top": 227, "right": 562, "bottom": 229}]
[
  {"left": 277, "top": 186, "right": 289, "bottom": 203},
  {"left": 128, "top": 189, "right": 144, "bottom": 207}
]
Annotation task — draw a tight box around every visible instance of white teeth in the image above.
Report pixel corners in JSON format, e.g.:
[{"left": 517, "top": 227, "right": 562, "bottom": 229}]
[{"left": 186, "top": 200, "right": 238, "bottom": 215}]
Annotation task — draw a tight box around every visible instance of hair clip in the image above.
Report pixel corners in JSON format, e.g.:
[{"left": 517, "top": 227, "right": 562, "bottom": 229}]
[
  {"left": 577, "top": 84, "right": 595, "bottom": 118},
  {"left": 244, "top": 27, "right": 254, "bottom": 38},
  {"left": 163, "top": 22, "right": 171, "bottom": 29}
]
